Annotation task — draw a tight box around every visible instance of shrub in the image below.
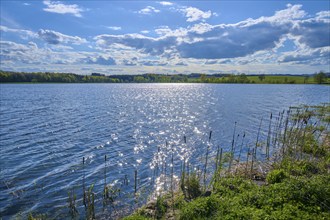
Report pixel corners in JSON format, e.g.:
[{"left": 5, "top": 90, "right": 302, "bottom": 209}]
[
  {"left": 180, "top": 195, "right": 220, "bottom": 220},
  {"left": 186, "top": 172, "right": 202, "bottom": 199},
  {"left": 266, "top": 169, "right": 288, "bottom": 184}
]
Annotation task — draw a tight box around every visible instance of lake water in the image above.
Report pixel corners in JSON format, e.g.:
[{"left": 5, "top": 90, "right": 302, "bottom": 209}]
[{"left": 0, "top": 83, "right": 329, "bottom": 218}]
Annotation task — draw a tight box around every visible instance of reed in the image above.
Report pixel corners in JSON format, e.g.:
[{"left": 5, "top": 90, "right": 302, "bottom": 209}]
[
  {"left": 134, "top": 170, "right": 137, "bottom": 195},
  {"left": 228, "top": 122, "right": 237, "bottom": 173},
  {"left": 266, "top": 113, "right": 272, "bottom": 160},
  {"left": 103, "top": 155, "right": 107, "bottom": 199},
  {"left": 213, "top": 146, "right": 222, "bottom": 187},
  {"left": 86, "top": 184, "right": 95, "bottom": 219},
  {"left": 203, "top": 131, "right": 212, "bottom": 190},
  {"left": 83, "top": 157, "right": 86, "bottom": 208},
  {"left": 68, "top": 188, "right": 78, "bottom": 217},
  {"left": 229, "top": 133, "right": 239, "bottom": 173},
  {"left": 281, "top": 110, "right": 290, "bottom": 158},
  {"left": 237, "top": 132, "right": 246, "bottom": 163},
  {"left": 181, "top": 136, "right": 187, "bottom": 197},
  {"left": 171, "top": 144, "right": 174, "bottom": 213}
]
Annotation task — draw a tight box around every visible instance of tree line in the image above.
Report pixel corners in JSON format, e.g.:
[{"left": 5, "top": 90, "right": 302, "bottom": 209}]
[{"left": 0, "top": 70, "right": 328, "bottom": 84}]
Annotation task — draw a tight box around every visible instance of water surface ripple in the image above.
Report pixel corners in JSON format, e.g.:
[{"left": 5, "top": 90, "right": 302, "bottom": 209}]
[{"left": 0, "top": 83, "right": 329, "bottom": 218}]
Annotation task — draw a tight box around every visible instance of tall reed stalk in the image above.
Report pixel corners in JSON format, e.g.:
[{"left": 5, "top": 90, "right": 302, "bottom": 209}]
[
  {"left": 83, "top": 157, "right": 86, "bottom": 208},
  {"left": 266, "top": 113, "right": 272, "bottom": 160},
  {"left": 203, "top": 131, "right": 212, "bottom": 190},
  {"left": 228, "top": 122, "right": 237, "bottom": 172},
  {"left": 171, "top": 144, "right": 174, "bottom": 213},
  {"left": 237, "top": 132, "right": 246, "bottom": 163}
]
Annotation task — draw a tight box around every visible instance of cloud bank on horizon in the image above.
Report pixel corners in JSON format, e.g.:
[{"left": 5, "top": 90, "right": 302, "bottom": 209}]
[{"left": 0, "top": 1, "right": 329, "bottom": 75}]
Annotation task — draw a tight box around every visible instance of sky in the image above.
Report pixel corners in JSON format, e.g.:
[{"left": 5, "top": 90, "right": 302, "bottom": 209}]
[{"left": 0, "top": 0, "right": 329, "bottom": 75}]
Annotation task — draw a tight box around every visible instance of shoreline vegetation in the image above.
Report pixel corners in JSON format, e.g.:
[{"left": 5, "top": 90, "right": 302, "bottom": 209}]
[
  {"left": 124, "top": 104, "right": 330, "bottom": 220},
  {"left": 0, "top": 70, "right": 329, "bottom": 84},
  {"left": 25, "top": 104, "right": 329, "bottom": 220}
]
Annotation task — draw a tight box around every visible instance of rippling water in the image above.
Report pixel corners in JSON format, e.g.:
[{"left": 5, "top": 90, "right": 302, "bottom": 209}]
[{"left": 0, "top": 83, "right": 329, "bottom": 218}]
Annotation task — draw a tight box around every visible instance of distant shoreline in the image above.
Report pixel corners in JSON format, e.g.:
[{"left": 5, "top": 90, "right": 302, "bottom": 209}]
[{"left": 1, "top": 71, "right": 329, "bottom": 84}]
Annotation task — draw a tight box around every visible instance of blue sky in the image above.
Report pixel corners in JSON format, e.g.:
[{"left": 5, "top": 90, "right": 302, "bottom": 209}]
[{"left": 1, "top": 1, "right": 329, "bottom": 75}]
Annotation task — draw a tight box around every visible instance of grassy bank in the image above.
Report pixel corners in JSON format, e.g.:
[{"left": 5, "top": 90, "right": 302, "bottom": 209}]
[{"left": 124, "top": 104, "right": 330, "bottom": 220}]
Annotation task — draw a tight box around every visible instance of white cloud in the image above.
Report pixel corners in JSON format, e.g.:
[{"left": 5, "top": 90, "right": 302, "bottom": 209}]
[
  {"left": 278, "top": 46, "right": 330, "bottom": 65},
  {"left": 2, "top": 4, "right": 329, "bottom": 74},
  {"left": 158, "top": 1, "right": 173, "bottom": 6},
  {"left": 38, "top": 29, "right": 87, "bottom": 45},
  {"left": 0, "top": 40, "right": 116, "bottom": 67},
  {"left": 316, "top": 11, "right": 330, "bottom": 19},
  {"left": 180, "top": 7, "right": 212, "bottom": 22},
  {"left": 0, "top": 25, "right": 37, "bottom": 39},
  {"left": 189, "top": 23, "right": 213, "bottom": 34},
  {"left": 106, "top": 26, "right": 122, "bottom": 31},
  {"left": 0, "top": 25, "right": 87, "bottom": 46},
  {"left": 23, "top": 3, "right": 31, "bottom": 6},
  {"left": 81, "top": 55, "right": 116, "bottom": 65},
  {"left": 43, "top": 0, "right": 84, "bottom": 17},
  {"left": 94, "top": 4, "right": 329, "bottom": 66},
  {"left": 138, "top": 6, "right": 160, "bottom": 15}
]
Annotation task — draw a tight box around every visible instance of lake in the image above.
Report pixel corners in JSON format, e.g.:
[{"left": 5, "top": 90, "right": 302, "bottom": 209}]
[{"left": 0, "top": 83, "right": 329, "bottom": 218}]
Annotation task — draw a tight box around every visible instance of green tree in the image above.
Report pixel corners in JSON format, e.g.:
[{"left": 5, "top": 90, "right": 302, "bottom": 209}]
[
  {"left": 200, "top": 74, "right": 207, "bottom": 83},
  {"left": 304, "top": 75, "right": 309, "bottom": 84},
  {"left": 258, "top": 74, "right": 265, "bottom": 82},
  {"left": 314, "top": 71, "right": 326, "bottom": 84}
]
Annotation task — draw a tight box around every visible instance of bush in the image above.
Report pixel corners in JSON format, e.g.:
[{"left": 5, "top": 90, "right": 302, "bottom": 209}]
[
  {"left": 266, "top": 169, "right": 288, "bottom": 184},
  {"left": 180, "top": 195, "right": 220, "bottom": 220},
  {"left": 186, "top": 172, "right": 202, "bottom": 199},
  {"left": 213, "top": 177, "right": 256, "bottom": 196},
  {"left": 155, "top": 196, "right": 167, "bottom": 218}
]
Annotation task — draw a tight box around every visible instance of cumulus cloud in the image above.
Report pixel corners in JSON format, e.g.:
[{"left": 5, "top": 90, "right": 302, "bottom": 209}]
[
  {"left": 43, "top": 0, "right": 84, "bottom": 17},
  {"left": 1, "top": 40, "right": 49, "bottom": 65},
  {"left": 122, "top": 58, "right": 138, "bottom": 66},
  {"left": 292, "top": 18, "right": 330, "bottom": 48},
  {"left": 175, "top": 61, "right": 187, "bottom": 66},
  {"left": 106, "top": 26, "right": 122, "bottom": 31},
  {"left": 0, "top": 25, "right": 37, "bottom": 39},
  {"left": 316, "top": 11, "right": 330, "bottom": 19},
  {"left": 38, "top": 29, "right": 87, "bottom": 45},
  {"left": 94, "top": 4, "right": 329, "bottom": 65},
  {"left": 180, "top": 7, "right": 212, "bottom": 22},
  {"left": 158, "top": 1, "right": 173, "bottom": 6},
  {"left": 2, "top": 4, "right": 329, "bottom": 73},
  {"left": 81, "top": 56, "right": 116, "bottom": 65},
  {"left": 0, "top": 25, "right": 87, "bottom": 46},
  {"left": 0, "top": 40, "right": 116, "bottom": 67},
  {"left": 94, "top": 33, "right": 177, "bottom": 56},
  {"left": 278, "top": 47, "right": 330, "bottom": 65},
  {"left": 138, "top": 6, "right": 160, "bottom": 15},
  {"left": 141, "top": 60, "right": 168, "bottom": 66}
]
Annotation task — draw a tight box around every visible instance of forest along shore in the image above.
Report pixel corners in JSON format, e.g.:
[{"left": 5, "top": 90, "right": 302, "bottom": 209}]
[{"left": 0, "top": 70, "right": 329, "bottom": 84}]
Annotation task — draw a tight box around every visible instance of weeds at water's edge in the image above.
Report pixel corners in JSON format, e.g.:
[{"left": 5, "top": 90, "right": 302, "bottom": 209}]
[{"left": 123, "top": 104, "right": 330, "bottom": 220}]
